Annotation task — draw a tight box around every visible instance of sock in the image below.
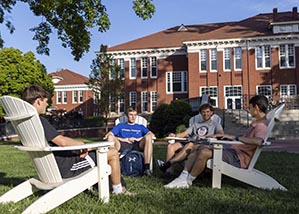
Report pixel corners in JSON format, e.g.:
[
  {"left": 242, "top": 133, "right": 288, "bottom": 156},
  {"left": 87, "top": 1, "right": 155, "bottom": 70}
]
[
  {"left": 187, "top": 174, "right": 196, "bottom": 184},
  {"left": 144, "top": 163, "right": 150, "bottom": 170},
  {"left": 178, "top": 170, "right": 189, "bottom": 180},
  {"left": 112, "top": 183, "right": 123, "bottom": 195}
]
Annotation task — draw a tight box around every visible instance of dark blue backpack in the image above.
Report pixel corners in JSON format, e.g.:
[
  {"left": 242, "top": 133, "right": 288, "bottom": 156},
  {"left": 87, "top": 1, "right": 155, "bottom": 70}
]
[{"left": 120, "top": 150, "right": 144, "bottom": 177}]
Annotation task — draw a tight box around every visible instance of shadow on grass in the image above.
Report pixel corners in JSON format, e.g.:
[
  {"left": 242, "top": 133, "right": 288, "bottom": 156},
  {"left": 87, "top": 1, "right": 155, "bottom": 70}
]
[
  {"left": 0, "top": 172, "right": 27, "bottom": 187},
  {"left": 0, "top": 140, "right": 21, "bottom": 146}
]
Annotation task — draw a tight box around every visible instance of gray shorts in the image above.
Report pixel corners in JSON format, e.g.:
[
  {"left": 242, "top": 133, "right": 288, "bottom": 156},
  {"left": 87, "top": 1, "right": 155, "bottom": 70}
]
[{"left": 222, "top": 145, "right": 241, "bottom": 168}]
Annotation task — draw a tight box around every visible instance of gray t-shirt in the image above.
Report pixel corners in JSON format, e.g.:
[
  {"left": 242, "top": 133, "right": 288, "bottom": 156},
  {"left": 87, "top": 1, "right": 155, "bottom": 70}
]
[{"left": 186, "top": 120, "right": 223, "bottom": 142}]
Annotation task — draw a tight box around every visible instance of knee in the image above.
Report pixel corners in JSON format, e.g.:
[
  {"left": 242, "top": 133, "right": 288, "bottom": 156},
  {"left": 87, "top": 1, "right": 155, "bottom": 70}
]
[{"left": 108, "top": 148, "right": 119, "bottom": 160}]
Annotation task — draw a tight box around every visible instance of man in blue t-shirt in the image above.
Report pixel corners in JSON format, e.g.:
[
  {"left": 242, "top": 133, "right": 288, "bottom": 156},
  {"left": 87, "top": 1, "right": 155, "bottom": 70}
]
[{"left": 106, "top": 107, "right": 155, "bottom": 176}]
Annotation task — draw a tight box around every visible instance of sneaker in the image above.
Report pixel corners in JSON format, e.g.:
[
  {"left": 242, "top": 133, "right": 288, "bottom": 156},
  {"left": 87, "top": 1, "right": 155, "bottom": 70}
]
[
  {"left": 155, "top": 159, "right": 170, "bottom": 173},
  {"left": 143, "top": 169, "right": 152, "bottom": 177},
  {"left": 113, "top": 187, "right": 136, "bottom": 196},
  {"left": 164, "top": 177, "right": 190, "bottom": 189}
]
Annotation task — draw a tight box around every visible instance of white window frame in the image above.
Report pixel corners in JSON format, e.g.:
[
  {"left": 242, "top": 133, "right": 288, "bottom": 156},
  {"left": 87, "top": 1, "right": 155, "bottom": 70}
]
[
  {"left": 130, "top": 58, "right": 136, "bottom": 79},
  {"left": 119, "top": 58, "right": 125, "bottom": 80},
  {"left": 78, "top": 91, "right": 83, "bottom": 103},
  {"left": 224, "top": 48, "right": 231, "bottom": 71},
  {"left": 141, "top": 57, "right": 148, "bottom": 79},
  {"left": 150, "top": 91, "right": 158, "bottom": 112},
  {"left": 141, "top": 91, "right": 148, "bottom": 113},
  {"left": 56, "top": 91, "right": 62, "bottom": 104},
  {"left": 129, "top": 91, "right": 137, "bottom": 108},
  {"left": 109, "top": 60, "right": 116, "bottom": 80},
  {"left": 210, "top": 48, "right": 218, "bottom": 72},
  {"left": 280, "top": 84, "right": 297, "bottom": 97},
  {"left": 118, "top": 96, "right": 125, "bottom": 113},
  {"left": 109, "top": 94, "right": 116, "bottom": 113},
  {"left": 200, "top": 49, "right": 207, "bottom": 72},
  {"left": 256, "top": 45, "right": 271, "bottom": 69},
  {"left": 72, "top": 91, "right": 78, "bottom": 103},
  {"left": 234, "top": 47, "right": 242, "bottom": 71},
  {"left": 150, "top": 56, "right": 157, "bottom": 78},
  {"left": 166, "top": 71, "right": 188, "bottom": 94},
  {"left": 62, "top": 91, "right": 67, "bottom": 104},
  {"left": 200, "top": 86, "right": 218, "bottom": 107},
  {"left": 279, "top": 44, "right": 295, "bottom": 68},
  {"left": 256, "top": 85, "right": 272, "bottom": 100}
]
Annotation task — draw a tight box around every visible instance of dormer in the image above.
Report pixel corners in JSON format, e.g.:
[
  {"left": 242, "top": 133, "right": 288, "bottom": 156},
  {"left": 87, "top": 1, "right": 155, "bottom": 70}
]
[
  {"left": 270, "top": 7, "right": 299, "bottom": 34},
  {"left": 52, "top": 76, "right": 64, "bottom": 84}
]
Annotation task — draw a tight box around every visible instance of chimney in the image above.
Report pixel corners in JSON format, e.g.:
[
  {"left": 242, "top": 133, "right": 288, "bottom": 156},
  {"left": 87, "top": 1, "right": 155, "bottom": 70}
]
[
  {"left": 293, "top": 7, "right": 298, "bottom": 20},
  {"left": 273, "top": 8, "right": 278, "bottom": 21}
]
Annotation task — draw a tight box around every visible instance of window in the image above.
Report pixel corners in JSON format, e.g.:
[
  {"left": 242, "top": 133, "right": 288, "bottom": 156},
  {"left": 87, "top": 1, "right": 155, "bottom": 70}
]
[
  {"left": 150, "top": 91, "right": 158, "bottom": 112},
  {"left": 280, "top": 44, "right": 295, "bottom": 68},
  {"left": 141, "top": 91, "right": 148, "bottom": 112},
  {"left": 119, "top": 58, "right": 125, "bottom": 79},
  {"left": 210, "top": 48, "right": 217, "bottom": 71},
  {"left": 256, "top": 45, "right": 271, "bottom": 69},
  {"left": 224, "top": 48, "right": 231, "bottom": 71},
  {"left": 166, "top": 71, "right": 188, "bottom": 93},
  {"left": 57, "top": 91, "right": 62, "bottom": 104},
  {"left": 141, "top": 57, "right": 148, "bottom": 78},
  {"left": 225, "top": 86, "right": 242, "bottom": 96},
  {"left": 234, "top": 47, "right": 242, "bottom": 70},
  {"left": 130, "top": 58, "right": 136, "bottom": 79},
  {"left": 62, "top": 91, "right": 67, "bottom": 104},
  {"left": 93, "top": 91, "right": 100, "bottom": 104},
  {"left": 109, "top": 60, "right": 116, "bottom": 80},
  {"left": 257, "top": 85, "right": 272, "bottom": 100},
  {"left": 118, "top": 96, "right": 125, "bottom": 113},
  {"left": 109, "top": 94, "right": 116, "bottom": 113},
  {"left": 200, "top": 49, "right": 207, "bottom": 72},
  {"left": 129, "top": 91, "right": 137, "bottom": 108},
  {"left": 281, "top": 84, "right": 297, "bottom": 96},
  {"left": 200, "top": 86, "right": 218, "bottom": 107},
  {"left": 79, "top": 91, "right": 83, "bottom": 103},
  {"left": 72, "top": 91, "right": 78, "bottom": 103},
  {"left": 150, "top": 56, "right": 157, "bottom": 78}
]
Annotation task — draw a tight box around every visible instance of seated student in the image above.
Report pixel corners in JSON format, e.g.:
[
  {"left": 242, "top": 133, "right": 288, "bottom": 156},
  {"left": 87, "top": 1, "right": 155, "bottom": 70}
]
[
  {"left": 105, "top": 106, "right": 155, "bottom": 176},
  {"left": 21, "top": 85, "right": 127, "bottom": 195},
  {"left": 164, "top": 94, "right": 269, "bottom": 189},
  {"left": 156, "top": 103, "right": 224, "bottom": 179}
]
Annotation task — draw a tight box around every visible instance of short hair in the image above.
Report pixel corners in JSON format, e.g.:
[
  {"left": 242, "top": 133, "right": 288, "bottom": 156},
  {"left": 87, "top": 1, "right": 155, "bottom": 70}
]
[
  {"left": 249, "top": 95, "right": 269, "bottom": 113},
  {"left": 21, "top": 85, "right": 51, "bottom": 105},
  {"left": 126, "top": 106, "right": 137, "bottom": 115},
  {"left": 199, "top": 103, "right": 214, "bottom": 113}
]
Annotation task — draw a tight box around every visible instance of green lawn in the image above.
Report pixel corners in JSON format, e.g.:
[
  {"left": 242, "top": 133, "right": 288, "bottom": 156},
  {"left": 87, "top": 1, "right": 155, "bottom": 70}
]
[{"left": 0, "top": 140, "right": 298, "bottom": 214}]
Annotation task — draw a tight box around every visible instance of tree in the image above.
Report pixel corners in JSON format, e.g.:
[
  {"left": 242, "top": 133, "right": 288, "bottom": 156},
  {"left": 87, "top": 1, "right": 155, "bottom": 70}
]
[
  {"left": 88, "top": 44, "right": 124, "bottom": 130},
  {"left": 0, "top": 0, "right": 155, "bottom": 61},
  {"left": 0, "top": 47, "right": 54, "bottom": 117}
]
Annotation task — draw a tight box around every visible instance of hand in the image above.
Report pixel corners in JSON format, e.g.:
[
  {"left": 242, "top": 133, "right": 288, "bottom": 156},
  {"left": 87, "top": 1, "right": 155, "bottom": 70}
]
[
  {"left": 168, "top": 133, "right": 176, "bottom": 137},
  {"left": 79, "top": 148, "right": 88, "bottom": 158}
]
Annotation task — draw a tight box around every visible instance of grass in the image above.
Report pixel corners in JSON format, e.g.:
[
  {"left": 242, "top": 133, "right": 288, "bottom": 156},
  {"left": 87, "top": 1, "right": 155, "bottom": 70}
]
[{"left": 0, "top": 140, "right": 299, "bottom": 214}]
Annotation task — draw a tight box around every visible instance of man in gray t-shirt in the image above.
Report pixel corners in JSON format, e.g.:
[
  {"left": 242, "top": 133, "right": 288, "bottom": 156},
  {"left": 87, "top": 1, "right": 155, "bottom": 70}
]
[{"left": 156, "top": 103, "right": 224, "bottom": 178}]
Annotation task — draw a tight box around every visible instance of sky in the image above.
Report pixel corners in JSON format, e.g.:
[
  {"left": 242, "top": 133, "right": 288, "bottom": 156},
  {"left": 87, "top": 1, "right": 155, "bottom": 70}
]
[{"left": 1, "top": 0, "right": 298, "bottom": 77}]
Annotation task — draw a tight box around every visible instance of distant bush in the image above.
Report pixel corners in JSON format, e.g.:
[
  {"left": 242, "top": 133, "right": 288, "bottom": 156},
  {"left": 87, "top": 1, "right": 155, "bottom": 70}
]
[{"left": 149, "top": 100, "right": 192, "bottom": 137}]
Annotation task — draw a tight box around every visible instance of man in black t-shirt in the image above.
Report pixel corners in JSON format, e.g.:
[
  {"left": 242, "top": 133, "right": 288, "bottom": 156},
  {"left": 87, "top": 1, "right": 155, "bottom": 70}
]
[{"left": 22, "top": 85, "right": 127, "bottom": 195}]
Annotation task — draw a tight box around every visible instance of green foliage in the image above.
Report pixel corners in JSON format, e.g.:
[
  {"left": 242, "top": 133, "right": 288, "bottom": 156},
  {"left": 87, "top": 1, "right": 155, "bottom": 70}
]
[
  {"left": 149, "top": 100, "right": 192, "bottom": 137},
  {"left": 176, "top": 124, "right": 187, "bottom": 133},
  {"left": 0, "top": 47, "right": 54, "bottom": 117},
  {"left": 0, "top": 1, "right": 156, "bottom": 61},
  {"left": 87, "top": 45, "right": 124, "bottom": 122}
]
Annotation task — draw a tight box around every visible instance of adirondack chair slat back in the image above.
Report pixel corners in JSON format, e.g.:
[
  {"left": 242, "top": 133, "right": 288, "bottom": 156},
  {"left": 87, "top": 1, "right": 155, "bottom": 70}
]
[
  {"left": 115, "top": 115, "right": 148, "bottom": 127},
  {"left": 247, "top": 103, "right": 285, "bottom": 170},
  {"left": 0, "top": 96, "right": 63, "bottom": 184}
]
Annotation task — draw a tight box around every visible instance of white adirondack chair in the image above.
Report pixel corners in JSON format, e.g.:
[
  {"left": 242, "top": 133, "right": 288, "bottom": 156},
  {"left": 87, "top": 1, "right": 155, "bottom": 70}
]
[
  {"left": 115, "top": 115, "right": 154, "bottom": 171},
  {"left": 206, "top": 102, "right": 287, "bottom": 190},
  {"left": 0, "top": 95, "right": 113, "bottom": 214}
]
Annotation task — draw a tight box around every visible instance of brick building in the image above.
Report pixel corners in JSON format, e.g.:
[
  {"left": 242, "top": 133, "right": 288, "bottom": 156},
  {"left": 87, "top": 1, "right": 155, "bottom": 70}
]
[
  {"left": 49, "top": 69, "right": 99, "bottom": 117},
  {"left": 103, "top": 7, "right": 299, "bottom": 113}
]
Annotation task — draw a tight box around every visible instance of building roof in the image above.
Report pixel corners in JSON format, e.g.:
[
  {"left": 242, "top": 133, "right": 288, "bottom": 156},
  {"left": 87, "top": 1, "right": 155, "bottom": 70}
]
[
  {"left": 107, "top": 8, "right": 299, "bottom": 52},
  {"left": 49, "top": 69, "right": 89, "bottom": 85}
]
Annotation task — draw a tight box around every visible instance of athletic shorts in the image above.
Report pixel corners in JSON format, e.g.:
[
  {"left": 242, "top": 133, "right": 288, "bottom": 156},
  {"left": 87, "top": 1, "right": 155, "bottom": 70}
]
[
  {"left": 120, "top": 142, "right": 141, "bottom": 152},
  {"left": 221, "top": 145, "right": 241, "bottom": 168}
]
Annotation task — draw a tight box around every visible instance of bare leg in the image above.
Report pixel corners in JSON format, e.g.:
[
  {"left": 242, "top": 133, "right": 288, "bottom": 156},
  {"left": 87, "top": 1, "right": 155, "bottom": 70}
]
[
  {"left": 107, "top": 135, "right": 121, "bottom": 151},
  {"left": 139, "top": 134, "right": 153, "bottom": 165},
  {"left": 189, "top": 147, "right": 213, "bottom": 177},
  {"left": 107, "top": 148, "right": 121, "bottom": 185},
  {"left": 169, "top": 143, "right": 194, "bottom": 164},
  {"left": 166, "top": 142, "right": 182, "bottom": 161}
]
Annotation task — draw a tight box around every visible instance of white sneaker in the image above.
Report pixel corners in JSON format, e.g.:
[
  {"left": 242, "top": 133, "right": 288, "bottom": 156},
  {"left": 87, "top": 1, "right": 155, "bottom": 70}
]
[{"left": 164, "top": 177, "right": 190, "bottom": 189}]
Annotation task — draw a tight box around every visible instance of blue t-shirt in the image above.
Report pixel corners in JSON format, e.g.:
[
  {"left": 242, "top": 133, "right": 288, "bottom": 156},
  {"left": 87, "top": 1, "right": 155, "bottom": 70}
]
[{"left": 110, "top": 123, "right": 149, "bottom": 142}]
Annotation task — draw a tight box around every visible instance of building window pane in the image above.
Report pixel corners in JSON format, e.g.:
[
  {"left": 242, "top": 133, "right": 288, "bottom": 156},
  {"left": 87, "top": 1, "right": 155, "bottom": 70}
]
[
  {"left": 224, "top": 48, "right": 231, "bottom": 70},
  {"left": 119, "top": 58, "right": 125, "bottom": 79},
  {"left": 210, "top": 48, "right": 217, "bottom": 71},
  {"left": 280, "top": 44, "right": 295, "bottom": 68},
  {"left": 200, "top": 49, "right": 207, "bottom": 71},
  {"left": 234, "top": 47, "right": 242, "bottom": 70},
  {"left": 141, "top": 57, "right": 148, "bottom": 78},
  {"left": 141, "top": 91, "right": 148, "bottom": 112},
  {"left": 129, "top": 91, "right": 137, "bottom": 108},
  {"left": 130, "top": 58, "right": 136, "bottom": 79},
  {"left": 151, "top": 91, "right": 158, "bottom": 112},
  {"left": 150, "top": 56, "right": 157, "bottom": 78}
]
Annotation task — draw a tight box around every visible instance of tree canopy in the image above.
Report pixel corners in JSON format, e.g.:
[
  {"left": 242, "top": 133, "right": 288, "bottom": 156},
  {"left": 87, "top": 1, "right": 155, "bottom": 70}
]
[
  {"left": 0, "top": 0, "right": 155, "bottom": 61},
  {"left": 0, "top": 47, "right": 54, "bottom": 116}
]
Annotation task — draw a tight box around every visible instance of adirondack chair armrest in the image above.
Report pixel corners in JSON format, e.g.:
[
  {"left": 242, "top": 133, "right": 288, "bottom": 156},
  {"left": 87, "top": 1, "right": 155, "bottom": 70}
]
[
  {"left": 166, "top": 136, "right": 188, "bottom": 144},
  {"left": 207, "top": 138, "right": 244, "bottom": 145},
  {"left": 15, "top": 141, "right": 114, "bottom": 152}
]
